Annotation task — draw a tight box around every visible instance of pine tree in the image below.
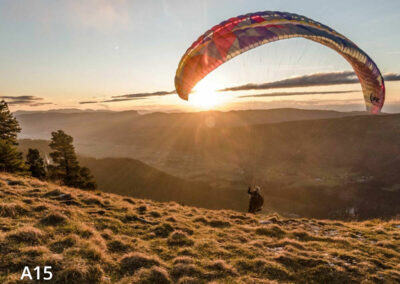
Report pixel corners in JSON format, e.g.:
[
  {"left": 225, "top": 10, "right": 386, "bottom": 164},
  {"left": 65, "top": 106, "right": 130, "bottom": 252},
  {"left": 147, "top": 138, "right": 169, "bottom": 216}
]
[
  {"left": 26, "top": 148, "right": 47, "bottom": 180},
  {"left": 49, "top": 130, "right": 96, "bottom": 190},
  {"left": 0, "top": 140, "right": 26, "bottom": 172},
  {"left": 77, "top": 166, "right": 97, "bottom": 190},
  {"left": 0, "top": 100, "right": 21, "bottom": 145},
  {"left": 0, "top": 100, "right": 26, "bottom": 172}
]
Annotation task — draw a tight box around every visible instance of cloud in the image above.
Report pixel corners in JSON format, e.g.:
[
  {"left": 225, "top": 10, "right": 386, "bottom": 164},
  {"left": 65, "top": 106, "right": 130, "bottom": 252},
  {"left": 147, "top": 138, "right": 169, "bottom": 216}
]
[
  {"left": 79, "top": 94, "right": 159, "bottom": 104},
  {"left": 87, "top": 90, "right": 176, "bottom": 103},
  {"left": 79, "top": 100, "right": 99, "bottom": 105},
  {"left": 0, "top": 96, "right": 51, "bottom": 106},
  {"left": 219, "top": 71, "right": 400, "bottom": 92},
  {"left": 28, "top": 102, "right": 53, "bottom": 107},
  {"left": 102, "top": 97, "right": 147, "bottom": 103},
  {"left": 239, "top": 90, "right": 359, "bottom": 98},
  {"left": 112, "top": 90, "right": 176, "bottom": 99},
  {"left": 383, "top": 73, "right": 400, "bottom": 81}
]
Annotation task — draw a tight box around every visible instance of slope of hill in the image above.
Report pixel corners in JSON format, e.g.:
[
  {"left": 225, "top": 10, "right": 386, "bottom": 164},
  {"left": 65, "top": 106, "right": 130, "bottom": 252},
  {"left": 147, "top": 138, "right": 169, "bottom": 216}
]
[
  {"left": 1, "top": 173, "right": 399, "bottom": 283},
  {"left": 17, "top": 140, "right": 245, "bottom": 211},
  {"left": 78, "top": 157, "right": 244, "bottom": 211}
]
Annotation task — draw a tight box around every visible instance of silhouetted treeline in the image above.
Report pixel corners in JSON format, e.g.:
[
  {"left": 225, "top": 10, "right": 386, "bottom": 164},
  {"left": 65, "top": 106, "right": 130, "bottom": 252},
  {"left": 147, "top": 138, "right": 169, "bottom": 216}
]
[{"left": 0, "top": 100, "right": 96, "bottom": 190}]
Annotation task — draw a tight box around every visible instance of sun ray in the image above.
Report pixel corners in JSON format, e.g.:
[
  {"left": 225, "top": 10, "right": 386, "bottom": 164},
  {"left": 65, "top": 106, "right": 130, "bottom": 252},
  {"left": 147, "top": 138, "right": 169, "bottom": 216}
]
[{"left": 189, "top": 81, "right": 222, "bottom": 109}]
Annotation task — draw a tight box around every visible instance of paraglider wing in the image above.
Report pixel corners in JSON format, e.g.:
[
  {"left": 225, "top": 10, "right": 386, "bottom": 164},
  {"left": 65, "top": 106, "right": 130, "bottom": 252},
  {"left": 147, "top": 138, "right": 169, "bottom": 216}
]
[{"left": 175, "top": 11, "right": 385, "bottom": 113}]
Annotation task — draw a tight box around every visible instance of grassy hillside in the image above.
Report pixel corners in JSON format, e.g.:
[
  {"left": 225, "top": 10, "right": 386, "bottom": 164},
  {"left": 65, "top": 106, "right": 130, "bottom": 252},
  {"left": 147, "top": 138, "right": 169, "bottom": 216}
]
[{"left": 1, "top": 173, "right": 400, "bottom": 283}]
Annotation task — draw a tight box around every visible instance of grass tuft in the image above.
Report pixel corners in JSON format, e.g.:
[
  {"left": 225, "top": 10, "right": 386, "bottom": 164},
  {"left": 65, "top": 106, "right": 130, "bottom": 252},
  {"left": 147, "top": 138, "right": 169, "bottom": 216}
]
[
  {"left": 107, "top": 239, "right": 132, "bottom": 253},
  {"left": 206, "top": 259, "right": 238, "bottom": 278},
  {"left": 120, "top": 252, "right": 161, "bottom": 275},
  {"left": 50, "top": 235, "right": 79, "bottom": 253},
  {"left": 133, "top": 266, "right": 171, "bottom": 284},
  {"left": 40, "top": 212, "right": 68, "bottom": 226},
  {"left": 154, "top": 223, "right": 174, "bottom": 237},
  {"left": 256, "top": 225, "right": 286, "bottom": 238},
  {"left": 0, "top": 202, "right": 28, "bottom": 218},
  {"left": 171, "top": 263, "right": 204, "bottom": 280},
  {"left": 54, "top": 263, "right": 103, "bottom": 284},
  {"left": 6, "top": 226, "right": 44, "bottom": 245},
  {"left": 167, "top": 231, "right": 194, "bottom": 246}
]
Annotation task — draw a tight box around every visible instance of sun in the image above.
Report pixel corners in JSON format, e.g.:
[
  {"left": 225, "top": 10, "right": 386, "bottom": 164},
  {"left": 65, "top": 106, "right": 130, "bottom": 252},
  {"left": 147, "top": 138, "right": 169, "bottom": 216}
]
[{"left": 189, "top": 82, "right": 222, "bottom": 109}]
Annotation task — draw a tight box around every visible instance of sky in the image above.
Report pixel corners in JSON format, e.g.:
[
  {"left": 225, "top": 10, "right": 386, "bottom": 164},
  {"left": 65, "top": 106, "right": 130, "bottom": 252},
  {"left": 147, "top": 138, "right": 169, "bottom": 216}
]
[{"left": 1, "top": 0, "right": 400, "bottom": 113}]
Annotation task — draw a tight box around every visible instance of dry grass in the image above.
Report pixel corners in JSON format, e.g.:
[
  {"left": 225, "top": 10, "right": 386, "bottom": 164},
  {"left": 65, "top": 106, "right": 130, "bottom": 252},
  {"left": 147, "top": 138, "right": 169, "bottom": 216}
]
[
  {"left": 119, "top": 252, "right": 162, "bottom": 275},
  {"left": 0, "top": 173, "right": 399, "bottom": 283}
]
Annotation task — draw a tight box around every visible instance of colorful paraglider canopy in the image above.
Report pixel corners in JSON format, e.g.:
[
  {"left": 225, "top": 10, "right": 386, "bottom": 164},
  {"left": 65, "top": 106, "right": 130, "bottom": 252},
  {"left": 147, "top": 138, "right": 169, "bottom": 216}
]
[{"left": 175, "top": 11, "right": 385, "bottom": 113}]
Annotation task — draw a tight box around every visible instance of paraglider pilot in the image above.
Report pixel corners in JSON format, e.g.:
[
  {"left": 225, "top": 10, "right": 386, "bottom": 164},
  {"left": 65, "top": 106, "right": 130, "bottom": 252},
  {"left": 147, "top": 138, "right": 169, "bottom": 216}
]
[{"left": 248, "top": 186, "right": 264, "bottom": 214}]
